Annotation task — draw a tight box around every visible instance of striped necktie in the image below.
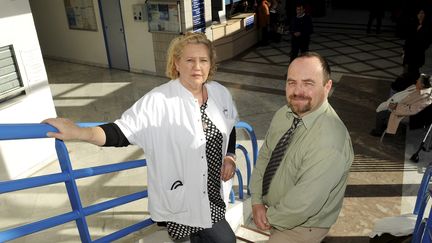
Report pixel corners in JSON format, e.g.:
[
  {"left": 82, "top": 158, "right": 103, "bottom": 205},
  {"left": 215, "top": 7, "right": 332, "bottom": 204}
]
[{"left": 262, "top": 117, "right": 302, "bottom": 196}]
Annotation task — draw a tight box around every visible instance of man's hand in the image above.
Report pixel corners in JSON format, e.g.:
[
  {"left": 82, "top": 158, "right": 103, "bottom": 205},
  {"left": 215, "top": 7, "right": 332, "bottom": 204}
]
[{"left": 252, "top": 204, "right": 271, "bottom": 230}]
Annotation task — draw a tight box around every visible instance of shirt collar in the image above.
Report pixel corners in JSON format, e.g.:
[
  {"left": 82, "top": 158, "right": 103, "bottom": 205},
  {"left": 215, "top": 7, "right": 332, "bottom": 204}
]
[
  {"left": 420, "top": 87, "right": 432, "bottom": 95},
  {"left": 286, "top": 100, "right": 329, "bottom": 129},
  {"left": 174, "top": 78, "right": 208, "bottom": 99}
]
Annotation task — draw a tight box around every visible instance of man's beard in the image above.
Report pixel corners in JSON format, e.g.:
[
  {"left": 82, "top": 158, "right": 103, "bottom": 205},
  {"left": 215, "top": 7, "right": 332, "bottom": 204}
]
[{"left": 288, "top": 94, "right": 312, "bottom": 114}]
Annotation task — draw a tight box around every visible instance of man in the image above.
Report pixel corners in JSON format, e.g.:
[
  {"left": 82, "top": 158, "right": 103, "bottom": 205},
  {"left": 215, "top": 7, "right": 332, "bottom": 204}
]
[
  {"left": 289, "top": 3, "right": 313, "bottom": 62},
  {"left": 366, "top": 0, "right": 385, "bottom": 34},
  {"left": 370, "top": 73, "right": 432, "bottom": 137},
  {"left": 257, "top": 0, "right": 270, "bottom": 45},
  {"left": 250, "top": 52, "right": 354, "bottom": 243}
]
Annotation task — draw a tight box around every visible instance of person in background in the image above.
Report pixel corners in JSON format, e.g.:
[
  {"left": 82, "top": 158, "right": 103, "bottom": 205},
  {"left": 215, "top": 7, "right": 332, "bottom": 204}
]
[
  {"left": 269, "top": 0, "right": 283, "bottom": 42},
  {"left": 370, "top": 73, "right": 432, "bottom": 137},
  {"left": 43, "top": 32, "right": 239, "bottom": 243},
  {"left": 250, "top": 52, "right": 354, "bottom": 243},
  {"left": 402, "top": 8, "right": 432, "bottom": 77},
  {"left": 289, "top": 3, "right": 313, "bottom": 62},
  {"left": 258, "top": 0, "right": 271, "bottom": 45},
  {"left": 366, "top": 1, "right": 385, "bottom": 34}
]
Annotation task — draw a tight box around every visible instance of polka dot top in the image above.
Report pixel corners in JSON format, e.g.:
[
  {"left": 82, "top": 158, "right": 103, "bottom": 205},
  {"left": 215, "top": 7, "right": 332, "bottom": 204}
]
[{"left": 166, "top": 102, "right": 226, "bottom": 240}]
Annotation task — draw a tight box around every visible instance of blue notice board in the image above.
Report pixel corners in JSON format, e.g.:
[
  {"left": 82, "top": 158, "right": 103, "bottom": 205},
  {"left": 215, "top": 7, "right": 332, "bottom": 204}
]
[{"left": 192, "top": 0, "right": 205, "bottom": 32}]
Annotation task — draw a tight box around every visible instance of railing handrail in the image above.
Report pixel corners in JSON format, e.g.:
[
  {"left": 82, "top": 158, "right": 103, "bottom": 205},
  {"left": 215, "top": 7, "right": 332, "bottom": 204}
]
[
  {"left": 0, "top": 121, "right": 258, "bottom": 242},
  {"left": 235, "top": 121, "right": 258, "bottom": 166},
  {"left": 0, "top": 123, "right": 152, "bottom": 242}
]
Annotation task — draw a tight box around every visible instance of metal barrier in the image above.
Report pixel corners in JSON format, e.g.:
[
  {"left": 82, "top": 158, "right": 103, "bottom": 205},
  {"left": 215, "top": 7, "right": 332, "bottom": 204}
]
[
  {"left": 229, "top": 121, "right": 258, "bottom": 203},
  {"left": 0, "top": 123, "right": 153, "bottom": 242},
  {"left": 0, "top": 121, "right": 258, "bottom": 242}
]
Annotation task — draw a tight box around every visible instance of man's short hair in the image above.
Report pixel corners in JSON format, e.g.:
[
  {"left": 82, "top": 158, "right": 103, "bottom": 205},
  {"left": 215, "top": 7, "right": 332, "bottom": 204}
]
[{"left": 297, "top": 52, "right": 331, "bottom": 84}]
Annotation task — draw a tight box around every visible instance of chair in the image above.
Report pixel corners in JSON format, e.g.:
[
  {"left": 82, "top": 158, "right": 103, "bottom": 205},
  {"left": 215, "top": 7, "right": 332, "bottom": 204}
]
[
  {"left": 417, "top": 187, "right": 432, "bottom": 243},
  {"left": 370, "top": 163, "right": 432, "bottom": 242},
  {"left": 412, "top": 163, "right": 432, "bottom": 242}
]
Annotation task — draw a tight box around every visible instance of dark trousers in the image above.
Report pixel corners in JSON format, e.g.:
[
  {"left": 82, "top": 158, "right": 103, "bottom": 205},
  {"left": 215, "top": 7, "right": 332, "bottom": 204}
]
[
  {"left": 367, "top": 13, "right": 383, "bottom": 34},
  {"left": 290, "top": 36, "right": 310, "bottom": 62},
  {"left": 375, "top": 110, "right": 390, "bottom": 133},
  {"left": 190, "top": 219, "right": 236, "bottom": 243}
]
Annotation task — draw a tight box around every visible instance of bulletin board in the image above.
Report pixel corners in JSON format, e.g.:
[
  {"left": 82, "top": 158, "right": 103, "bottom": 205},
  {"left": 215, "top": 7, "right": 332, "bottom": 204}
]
[
  {"left": 64, "top": 0, "right": 98, "bottom": 31},
  {"left": 146, "top": 1, "right": 181, "bottom": 33}
]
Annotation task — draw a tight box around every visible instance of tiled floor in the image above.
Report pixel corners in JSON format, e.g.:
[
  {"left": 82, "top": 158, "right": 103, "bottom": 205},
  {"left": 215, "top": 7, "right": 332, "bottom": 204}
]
[{"left": 1, "top": 8, "right": 432, "bottom": 243}]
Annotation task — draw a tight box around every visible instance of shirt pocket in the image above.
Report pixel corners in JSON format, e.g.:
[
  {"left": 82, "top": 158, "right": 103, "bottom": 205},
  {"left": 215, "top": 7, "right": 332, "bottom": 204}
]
[{"left": 164, "top": 186, "right": 187, "bottom": 214}]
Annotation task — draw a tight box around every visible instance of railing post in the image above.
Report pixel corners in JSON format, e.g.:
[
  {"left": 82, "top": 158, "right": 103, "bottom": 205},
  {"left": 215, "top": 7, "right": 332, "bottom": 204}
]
[
  {"left": 235, "top": 121, "right": 258, "bottom": 166},
  {"left": 55, "top": 140, "right": 92, "bottom": 243},
  {"left": 236, "top": 144, "right": 252, "bottom": 195}
]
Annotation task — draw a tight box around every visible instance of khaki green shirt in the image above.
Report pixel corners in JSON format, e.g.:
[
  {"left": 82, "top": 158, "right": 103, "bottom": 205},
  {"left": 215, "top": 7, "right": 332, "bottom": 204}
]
[{"left": 250, "top": 100, "right": 354, "bottom": 230}]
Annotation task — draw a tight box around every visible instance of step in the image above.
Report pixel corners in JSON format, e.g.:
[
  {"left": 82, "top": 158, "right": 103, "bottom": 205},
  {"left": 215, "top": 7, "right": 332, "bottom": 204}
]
[
  {"left": 235, "top": 225, "right": 270, "bottom": 243},
  {"left": 132, "top": 196, "right": 252, "bottom": 242}
]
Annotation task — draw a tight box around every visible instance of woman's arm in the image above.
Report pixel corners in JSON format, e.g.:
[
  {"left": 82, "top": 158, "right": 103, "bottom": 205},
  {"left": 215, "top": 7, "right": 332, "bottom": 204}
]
[{"left": 42, "top": 118, "right": 106, "bottom": 146}]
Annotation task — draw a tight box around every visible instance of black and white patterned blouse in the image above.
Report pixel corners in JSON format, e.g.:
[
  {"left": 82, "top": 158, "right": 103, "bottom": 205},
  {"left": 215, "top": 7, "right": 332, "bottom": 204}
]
[{"left": 166, "top": 102, "right": 226, "bottom": 240}]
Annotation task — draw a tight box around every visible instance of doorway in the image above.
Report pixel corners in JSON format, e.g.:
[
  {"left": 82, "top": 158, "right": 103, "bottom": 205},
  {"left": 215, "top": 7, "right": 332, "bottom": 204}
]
[{"left": 99, "top": 0, "right": 129, "bottom": 71}]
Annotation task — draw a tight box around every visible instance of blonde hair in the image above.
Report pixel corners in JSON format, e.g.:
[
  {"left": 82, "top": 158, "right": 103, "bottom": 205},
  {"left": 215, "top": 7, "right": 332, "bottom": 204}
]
[{"left": 165, "top": 32, "right": 217, "bottom": 80}]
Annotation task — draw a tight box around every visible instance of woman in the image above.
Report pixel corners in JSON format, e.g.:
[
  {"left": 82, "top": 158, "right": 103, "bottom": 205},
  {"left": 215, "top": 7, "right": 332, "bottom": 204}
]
[
  {"left": 403, "top": 8, "right": 432, "bottom": 77},
  {"left": 370, "top": 73, "right": 432, "bottom": 136},
  {"left": 43, "top": 32, "right": 238, "bottom": 242}
]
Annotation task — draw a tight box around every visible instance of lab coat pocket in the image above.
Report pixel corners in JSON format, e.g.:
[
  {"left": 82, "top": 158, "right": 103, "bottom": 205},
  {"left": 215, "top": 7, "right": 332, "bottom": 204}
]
[{"left": 165, "top": 186, "right": 187, "bottom": 214}]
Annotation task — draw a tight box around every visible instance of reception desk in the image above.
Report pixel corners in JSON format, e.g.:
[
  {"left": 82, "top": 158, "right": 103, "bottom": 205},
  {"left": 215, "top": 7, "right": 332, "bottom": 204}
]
[{"left": 211, "top": 13, "right": 258, "bottom": 62}]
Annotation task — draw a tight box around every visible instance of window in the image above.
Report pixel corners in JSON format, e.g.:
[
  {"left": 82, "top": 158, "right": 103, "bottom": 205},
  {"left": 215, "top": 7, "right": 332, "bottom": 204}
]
[
  {"left": 225, "top": 0, "right": 252, "bottom": 19},
  {"left": 0, "top": 45, "right": 25, "bottom": 103}
]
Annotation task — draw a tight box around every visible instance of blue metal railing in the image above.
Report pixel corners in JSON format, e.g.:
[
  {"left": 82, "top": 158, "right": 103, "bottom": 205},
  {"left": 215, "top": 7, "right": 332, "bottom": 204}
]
[
  {"left": 0, "top": 123, "right": 152, "bottom": 242},
  {"left": 229, "top": 121, "right": 258, "bottom": 203},
  {"left": 0, "top": 121, "right": 258, "bottom": 242}
]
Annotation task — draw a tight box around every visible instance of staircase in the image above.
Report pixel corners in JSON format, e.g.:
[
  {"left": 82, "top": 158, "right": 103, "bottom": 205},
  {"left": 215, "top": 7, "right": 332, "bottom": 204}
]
[{"left": 133, "top": 195, "right": 271, "bottom": 242}]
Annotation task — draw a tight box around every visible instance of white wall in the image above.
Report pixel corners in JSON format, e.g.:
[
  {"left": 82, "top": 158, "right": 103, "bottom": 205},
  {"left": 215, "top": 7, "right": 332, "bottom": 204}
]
[
  {"left": 120, "top": 0, "right": 156, "bottom": 74},
  {"left": 29, "top": 0, "right": 156, "bottom": 73},
  {"left": 0, "top": 0, "right": 57, "bottom": 180},
  {"left": 29, "top": 0, "right": 108, "bottom": 67}
]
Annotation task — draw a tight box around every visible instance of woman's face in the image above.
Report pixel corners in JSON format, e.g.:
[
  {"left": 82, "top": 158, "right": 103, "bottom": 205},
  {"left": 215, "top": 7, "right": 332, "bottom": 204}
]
[
  {"left": 418, "top": 10, "right": 425, "bottom": 22},
  {"left": 175, "top": 43, "right": 211, "bottom": 90}
]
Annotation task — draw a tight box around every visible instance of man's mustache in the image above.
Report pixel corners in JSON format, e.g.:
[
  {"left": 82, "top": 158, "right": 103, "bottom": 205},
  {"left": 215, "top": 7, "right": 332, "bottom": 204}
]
[{"left": 289, "top": 95, "right": 311, "bottom": 100}]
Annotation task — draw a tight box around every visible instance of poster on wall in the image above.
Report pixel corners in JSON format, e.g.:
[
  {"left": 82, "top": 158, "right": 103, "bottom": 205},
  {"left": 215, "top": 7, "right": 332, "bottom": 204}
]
[
  {"left": 147, "top": 2, "right": 181, "bottom": 33},
  {"left": 64, "top": 0, "right": 98, "bottom": 31},
  {"left": 192, "top": 0, "right": 205, "bottom": 33}
]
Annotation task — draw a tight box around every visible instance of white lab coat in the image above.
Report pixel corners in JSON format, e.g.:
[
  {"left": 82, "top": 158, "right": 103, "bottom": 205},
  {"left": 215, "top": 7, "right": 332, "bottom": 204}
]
[{"left": 115, "top": 79, "right": 239, "bottom": 228}]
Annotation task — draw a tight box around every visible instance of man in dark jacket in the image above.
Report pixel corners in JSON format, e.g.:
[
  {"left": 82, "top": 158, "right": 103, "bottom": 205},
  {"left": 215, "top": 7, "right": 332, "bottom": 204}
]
[{"left": 289, "top": 3, "right": 313, "bottom": 62}]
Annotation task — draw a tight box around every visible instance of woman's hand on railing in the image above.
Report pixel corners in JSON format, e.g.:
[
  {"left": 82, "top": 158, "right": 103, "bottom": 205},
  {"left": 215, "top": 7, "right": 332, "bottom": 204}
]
[{"left": 42, "top": 118, "right": 106, "bottom": 146}]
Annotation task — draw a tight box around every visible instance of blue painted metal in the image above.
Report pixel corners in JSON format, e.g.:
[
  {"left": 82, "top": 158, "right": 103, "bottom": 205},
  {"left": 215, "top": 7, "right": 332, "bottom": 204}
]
[
  {"left": 93, "top": 218, "right": 154, "bottom": 243},
  {"left": 0, "top": 172, "right": 68, "bottom": 194},
  {"left": 0, "top": 121, "right": 257, "bottom": 242},
  {"left": 418, "top": 188, "right": 432, "bottom": 243},
  {"left": 0, "top": 211, "right": 81, "bottom": 242},
  {"left": 73, "top": 159, "right": 146, "bottom": 179},
  {"left": 0, "top": 123, "right": 58, "bottom": 140},
  {"left": 230, "top": 189, "right": 235, "bottom": 204},
  {"left": 55, "top": 139, "right": 92, "bottom": 242},
  {"left": 83, "top": 191, "right": 148, "bottom": 216},
  {"left": 236, "top": 144, "right": 252, "bottom": 195},
  {"left": 0, "top": 123, "right": 152, "bottom": 243},
  {"left": 235, "top": 121, "right": 258, "bottom": 166},
  {"left": 229, "top": 168, "right": 244, "bottom": 204},
  {"left": 412, "top": 164, "right": 432, "bottom": 243},
  {"left": 235, "top": 168, "right": 244, "bottom": 200}
]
